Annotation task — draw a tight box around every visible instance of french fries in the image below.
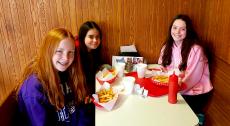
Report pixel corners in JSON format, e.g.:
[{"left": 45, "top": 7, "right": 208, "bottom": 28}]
[
  {"left": 97, "top": 88, "right": 115, "bottom": 103},
  {"left": 153, "top": 75, "right": 169, "bottom": 83}
]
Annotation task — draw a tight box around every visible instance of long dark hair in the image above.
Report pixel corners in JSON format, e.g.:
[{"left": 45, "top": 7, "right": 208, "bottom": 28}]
[
  {"left": 78, "top": 21, "right": 103, "bottom": 94},
  {"left": 161, "top": 14, "right": 201, "bottom": 71}
]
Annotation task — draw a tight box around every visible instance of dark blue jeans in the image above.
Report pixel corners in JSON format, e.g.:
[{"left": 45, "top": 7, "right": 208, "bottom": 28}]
[{"left": 182, "top": 90, "right": 213, "bottom": 114}]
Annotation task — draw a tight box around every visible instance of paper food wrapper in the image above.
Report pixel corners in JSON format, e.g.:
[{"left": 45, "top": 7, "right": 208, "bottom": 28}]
[
  {"left": 93, "top": 83, "right": 119, "bottom": 111},
  {"left": 96, "top": 68, "right": 117, "bottom": 81},
  {"left": 120, "top": 44, "right": 137, "bottom": 52}
]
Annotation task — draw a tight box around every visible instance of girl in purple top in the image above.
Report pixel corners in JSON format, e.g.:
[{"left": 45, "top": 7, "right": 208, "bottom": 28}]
[
  {"left": 17, "top": 28, "right": 93, "bottom": 126},
  {"left": 158, "top": 14, "right": 213, "bottom": 125}
]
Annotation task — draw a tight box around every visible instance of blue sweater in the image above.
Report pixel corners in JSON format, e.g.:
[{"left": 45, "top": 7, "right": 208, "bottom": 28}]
[{"left": 18, "top": 74, "right": 93, "bottom": 126}]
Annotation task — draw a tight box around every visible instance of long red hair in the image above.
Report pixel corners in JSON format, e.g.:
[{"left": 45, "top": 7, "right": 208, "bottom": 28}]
[{"left": 17, "top": 28, "right": 87, "bottom": 110}]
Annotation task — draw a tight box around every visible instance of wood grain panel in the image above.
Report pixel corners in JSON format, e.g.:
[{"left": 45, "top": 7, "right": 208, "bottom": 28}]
[
  {"left": 22, "top": 0, "right": 40, "bottom": 52},
  {"left": 205, "top": 57, "right": 230, "bottom": 125},
  {"left": 0, "top": 0, "right": 17, "bottom": 99},
  {"left": 201, "top": 0, "right": 230, "bottom": 64},
  {"left": 68, "top": 0, "right": 77, "bottom": 34},
  {"left": 29, "top": 0, "right": 42, "bottom": 46}
]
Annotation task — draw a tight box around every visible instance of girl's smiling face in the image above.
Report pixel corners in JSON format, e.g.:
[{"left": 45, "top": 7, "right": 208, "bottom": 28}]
[
  {"left": 84, "top": 28, "right": 101, "bottom": 52},
  {"left": 52, "top": 38, "right": 75, "bottom": 72},
  {"left": 171, "top": 19, "right": 187, "bottom": 43}
]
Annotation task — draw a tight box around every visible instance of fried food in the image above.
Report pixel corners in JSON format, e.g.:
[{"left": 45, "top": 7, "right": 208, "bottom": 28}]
[
  {"left": 153, "top": 75, "right": 169, "bottom": 83},
  {"left": 97, "top": 88, "right": 115, "bottom": 103}
]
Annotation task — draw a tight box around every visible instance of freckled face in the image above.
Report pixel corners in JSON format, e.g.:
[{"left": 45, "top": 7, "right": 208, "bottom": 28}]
[
  {"left": 84, "top": 29, "right": 101, "bottom": 52},
  {"left": 171, "top": 19, "right": 187, "bottom": 43},
  {"left": 52, "top": 38, "right": 75, "bottom": 72}
]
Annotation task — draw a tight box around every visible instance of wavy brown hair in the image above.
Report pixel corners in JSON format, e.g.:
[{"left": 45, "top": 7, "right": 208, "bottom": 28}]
[
  {"left": 17, "top": 28, "right": 87, "bottom": 110},
  {"left": 161, "top": 14, "right": 203, "bottom": 71}
]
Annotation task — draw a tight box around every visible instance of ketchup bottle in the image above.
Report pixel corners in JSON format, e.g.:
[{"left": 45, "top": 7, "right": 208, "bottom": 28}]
[{"left": 168, "top": 71, "right": 178, "bottom": 104}]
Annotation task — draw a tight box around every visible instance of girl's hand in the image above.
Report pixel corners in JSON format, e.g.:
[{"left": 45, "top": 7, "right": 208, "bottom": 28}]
[
  {"left": 179, "top": 71, "right": 185, "bottom": 78},
  {"left": 160, "top": 66, "right": 167, "bottom": 72},
  {"left": 178, "top": 71, "right": 185, "bottom": 86},
  {"left": 84, "top": 96, "right": 92, "bottom": 104}
]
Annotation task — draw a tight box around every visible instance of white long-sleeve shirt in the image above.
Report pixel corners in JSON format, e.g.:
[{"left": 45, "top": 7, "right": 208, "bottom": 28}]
[{"left": 158, "top": 43, "right": 213, "bottom": 95}]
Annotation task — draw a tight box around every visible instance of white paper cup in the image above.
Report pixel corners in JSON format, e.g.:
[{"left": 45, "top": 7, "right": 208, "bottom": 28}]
[
  {"left": 115, "top": 63, "right": 126, "bottom": 78},
  {"left": 122, "top": 76, "right": 135, "bottom": 95},
  {"left": 136, "top": 63, "right": 147, "bottom": 78}
]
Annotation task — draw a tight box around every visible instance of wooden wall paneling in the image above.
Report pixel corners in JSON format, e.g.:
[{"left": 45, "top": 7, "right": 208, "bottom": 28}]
[
  {"left": 205, "top": 58, "right": 230, "bottom": 125},
  {"left": 206, "top": 92, "right": 230, "bottom": 125},
  {"left": 25, "top": 0, "right": 42, "bottom": 60},
  {"left": 144, "top": 0, "right": 165, "bottom": 63},
  {"left": 113, "top": 0, "right": 122, "bottom": 52},
  {"left": 126, "top": 0, "right": 135, "bottom": 45},
  {"left": 0, "top": 0, "right": 8, "bottom": 102},
  {"left": 37, "top": 0, "right": 48, "bottom": 37},
  {"left": 148, "top": 0, "right": 161, "bottom": 63},
  {"left": 12, "top": 0, "right": 28, "bottom": 71},
  {"left": 134, "top": 0, "right": 150, "bottom": 61},
  {"left": 0, "top": 30, "right": 5, "bottom": 103},
  {"left": 55, "top": 0, "right": 65, "bottom": 26},
  {"left": 69, "top": 0, "right": 77, "bottom": 34},
  {"left": 114, "top": 0, "right": 123, "bottom": 57},
  {"left": 222, "top": 0, "right": 230, "bottom": 63},
  {"left": 98, "top": 0, "right": 118, "bottom": 63},
  {"left": 104, "top": 0, "right": 115, "bottom": 56},
  {"left": 202, "top": 0, "right": 230, "bottom": 63},
  {"left": 7, "top": 0, "right": 25, "bottom": 86},
  {"left": 96, "top": 0, "right": 106, "bottom": 59},
  {"left": 113, "top": 0, "right": 122, "bottom": 57},
  {"left": 99, "top": 0, "right": 110, "bottom": 61},
  {"left": 134, "top": 0, "right": 144, "bottom": 56},
  {"left": 212, "top": 59, "right": 230, "bottom": 103},
  {"left": 28, "top": 0, "right": 42, "bottom": 50},
  {"left": 0, "top": 26, "right": 7, "bottom": 102},
  {"left": 87, "top": 0, "right": 100, "bottom": 21},
  {"left": 135, "top": 0, "right": 167, "bottom": 63},
  {"left": 30, "top": 0, "right": 45, "bottom": 53},
  {"left": 121, "top": 0, "right": 132, "bottom": 45},
  {"left": 106, "top": 0, "right": 121, "bottom": 60},
  {"left": 0, "top": 64, "right": 6, "bottom": 102},
  {"left": 92, "top": 0, "right": 100, "bottom": 20},
  {"left": 0, "top": 0, "right": 18, "bottom": 93},
  {"left": 61, "top": 0, "right": 72, "bottom": 30},
  {"left": 191, "top": 0, "right": 204, "bottom": 36},
  {"left": 80, "top": 0, "right": 90, "bottom": 22},
  {"left": 75, "top": 0, "right": 84, "bottom": 33},
  {"left": 16, "top": 0, "right": 43, "bottom": 81},
  {"left": 217, "top": 0, "right": 228, "bottom": 62},
  {"left": 213, "top": 0, "right": 228, "bottom": 62},
  {"left": 47, "top": 0, "right": 59, "bottom": 29},
  {"left": 199, "top": 1, "right": 215, "bottom": 66},
  {"left": 44, "top": 0, "right": 57, "bottom": 30}
]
